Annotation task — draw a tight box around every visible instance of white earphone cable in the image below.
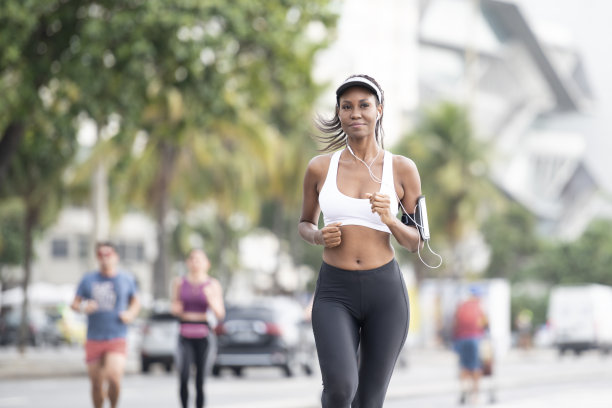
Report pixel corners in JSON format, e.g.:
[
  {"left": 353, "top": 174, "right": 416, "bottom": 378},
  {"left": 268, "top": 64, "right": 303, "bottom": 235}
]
[{"left": 345, "top": 143, "right": 443, "bottom": 269}]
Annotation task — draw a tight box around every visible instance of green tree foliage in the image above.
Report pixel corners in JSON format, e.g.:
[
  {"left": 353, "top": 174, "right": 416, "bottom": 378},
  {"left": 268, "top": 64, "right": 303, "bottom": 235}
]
[
  {"left": 0, "top": 1, "right": 86, "bottom": 181},
  {"left": 59, "top": 1, "right": 336, "bottom": 297},
  {"left": 511, "top": 294, "right": 548, "bottom": 329},
  {"left": 393, "top": 101, "right": 498, "bottom": 277},
  {"left": 1, "top": 0, "right": 85, "bottom": 350},
  {"left": 0, "top": 113, "right": 77, "bottom": 352},
  {"left": 481, "top": 203, "right": 540, "bottom": 280},
  {"left": 0, "top": 200, "right": 25, "bottom": 268},
  {"left": 1, "top": 0, "right": 337, "bottom": 299},
  {"left": 522, "top": 219, "right": 612, "bottom": 286}
]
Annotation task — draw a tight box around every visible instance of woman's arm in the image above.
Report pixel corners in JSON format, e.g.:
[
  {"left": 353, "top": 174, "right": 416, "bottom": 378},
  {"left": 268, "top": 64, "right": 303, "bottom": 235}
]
[
  {"left": 368, "top": 155, "right": 423, "bottom": 252},
  {"left": 390, "top": 156, "right": 424, "bottom": 252},
  {"left": 298, "top": 155, "right": 342, "bottom": 248},
  {"left": 204, "top": 279, "right": 226, "bottom": 321},
  {"left": 170, "top": 277, "right": 184, "bottom": 317}
]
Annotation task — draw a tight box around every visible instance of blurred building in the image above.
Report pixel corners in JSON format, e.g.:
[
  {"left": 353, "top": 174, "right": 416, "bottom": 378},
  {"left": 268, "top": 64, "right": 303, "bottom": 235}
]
[
  {"left": 313, "top": 0, "right": 420, "bottom": 146},
  {"left": 27, "top": 207, "right": 156, "bottom": 302},
  {"left": 418, "top": 0, "right": 612, "bottom": 239}
]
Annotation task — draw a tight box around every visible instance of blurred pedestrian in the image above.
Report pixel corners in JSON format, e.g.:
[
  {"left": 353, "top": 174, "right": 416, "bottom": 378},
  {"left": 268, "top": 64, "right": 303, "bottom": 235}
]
[
  {"left": 71, "top": 241, "right": 140, "bottom": 408},
  {"left": 452, "top": 285, "right": 488, "bottom": 405},
  {"left": 171, "top": 248, "right": 225, "bottom": 408},
  {"left": 298, "top": 74, "right": 424, "bottom": 407},
  {"left": 515, "top": 308, "right": 533, "bottom": 351}
]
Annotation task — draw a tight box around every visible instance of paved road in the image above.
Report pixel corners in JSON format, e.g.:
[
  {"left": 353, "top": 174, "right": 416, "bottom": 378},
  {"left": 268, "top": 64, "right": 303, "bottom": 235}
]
[{"left": 1, "top": 346, "right": 611, "bottom": 407}]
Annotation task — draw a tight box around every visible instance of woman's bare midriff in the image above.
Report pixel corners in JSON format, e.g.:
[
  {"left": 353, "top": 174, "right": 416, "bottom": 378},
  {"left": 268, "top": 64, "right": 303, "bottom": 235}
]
[{"left": 322, "top": 225, "right": 395, "bottom": 270}]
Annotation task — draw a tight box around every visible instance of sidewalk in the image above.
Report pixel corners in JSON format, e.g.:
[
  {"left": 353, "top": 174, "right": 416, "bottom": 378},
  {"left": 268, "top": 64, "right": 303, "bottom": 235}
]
[
  {"left": 388, "top": 346, "right": 612, "bottom": 402},
  {"left": 0, "top": 345, "right": 140, "bottom": 379},
  {"left": 0, "top": 345, "right": 454, "bottom": 380},
  {"left": 2, "top": 345, "right": 610, "bottom": 394}
]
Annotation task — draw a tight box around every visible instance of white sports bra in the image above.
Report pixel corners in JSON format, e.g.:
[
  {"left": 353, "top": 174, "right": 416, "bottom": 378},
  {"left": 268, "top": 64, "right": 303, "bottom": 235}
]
[{"left": 319, "top": 149, "right": 398, "bottom": 233}]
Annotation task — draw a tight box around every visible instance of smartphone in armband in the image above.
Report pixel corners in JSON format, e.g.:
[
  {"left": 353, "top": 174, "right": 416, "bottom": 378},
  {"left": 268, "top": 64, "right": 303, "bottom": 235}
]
[{"left": 414, "top": 195, "right": 431, "bottom": 241}]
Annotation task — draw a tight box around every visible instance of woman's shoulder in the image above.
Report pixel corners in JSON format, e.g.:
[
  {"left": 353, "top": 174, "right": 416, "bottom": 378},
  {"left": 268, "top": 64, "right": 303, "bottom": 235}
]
[
  {"left": 390, "top": 152, "right": 418, "bottom": 173},
  {"left": 206, "top": 277, "right": 223, "bottom": 290},
  {"left": 172, "top": 276, "right": 186, "bottom": 287},
  {"left": 305, "top": 152, "right": 335, "bottom": 175}
]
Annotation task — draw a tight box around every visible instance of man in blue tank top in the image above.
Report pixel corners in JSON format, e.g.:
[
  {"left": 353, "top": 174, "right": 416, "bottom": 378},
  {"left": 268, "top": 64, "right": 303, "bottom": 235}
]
[{"left": 71, "top": 241, "right": 140, "bottom": 408}]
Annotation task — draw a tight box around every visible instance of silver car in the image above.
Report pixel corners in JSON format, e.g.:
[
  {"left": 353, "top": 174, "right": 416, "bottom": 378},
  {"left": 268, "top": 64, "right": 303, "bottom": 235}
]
[{"left": 139, "top": 311, "right": 179, "bottom": 373}]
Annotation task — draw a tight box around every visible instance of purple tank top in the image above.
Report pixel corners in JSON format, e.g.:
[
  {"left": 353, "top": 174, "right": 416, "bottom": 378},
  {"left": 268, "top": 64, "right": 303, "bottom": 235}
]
[
  {"left": 179, "top": 278, "right": 211, "bottom": 338},
  {"left": 180, "top": 277, "right": 210, "bottom": 313}
]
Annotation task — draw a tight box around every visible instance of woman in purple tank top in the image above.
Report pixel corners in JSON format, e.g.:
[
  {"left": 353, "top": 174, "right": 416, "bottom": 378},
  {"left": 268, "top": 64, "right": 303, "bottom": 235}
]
[{"left": 171, "top": 249, "right": 225, "bottom": 408}]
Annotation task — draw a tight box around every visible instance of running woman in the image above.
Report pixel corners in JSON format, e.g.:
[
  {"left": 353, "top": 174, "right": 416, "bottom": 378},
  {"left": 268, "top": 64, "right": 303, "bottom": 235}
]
[
  {"left": 298, "top": 74, "right": 424, "bottom": 407},
  {"left": 171, "top": 249, "right": 225, "bottom": 408}
]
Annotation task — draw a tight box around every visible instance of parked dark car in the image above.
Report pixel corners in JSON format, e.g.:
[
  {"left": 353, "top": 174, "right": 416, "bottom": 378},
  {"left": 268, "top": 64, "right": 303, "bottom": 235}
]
[
  {"left": 139, "top": 311, "right": 179, "bottom": 373},
  {"left": 212, "top": 298, "right": 317, "bottom": 378},
  {"left": 0, "top": 307, "right": 62, "bottom": 347}
]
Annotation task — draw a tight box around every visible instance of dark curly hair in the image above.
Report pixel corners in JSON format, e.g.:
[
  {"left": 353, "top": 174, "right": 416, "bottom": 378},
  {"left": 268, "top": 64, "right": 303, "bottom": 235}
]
[{"left": 314, "top": 74, "right": 385, "bottom": 152}]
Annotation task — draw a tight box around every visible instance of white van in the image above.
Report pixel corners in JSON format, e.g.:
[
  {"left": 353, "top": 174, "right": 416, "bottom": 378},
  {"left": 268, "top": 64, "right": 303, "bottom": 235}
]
[{"left": 547, "top": 284, "right": 612, "bottom": 355}]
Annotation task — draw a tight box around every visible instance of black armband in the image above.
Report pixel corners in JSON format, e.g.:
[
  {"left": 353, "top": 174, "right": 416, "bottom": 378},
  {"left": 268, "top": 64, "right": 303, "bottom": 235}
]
[
  {"left": 401, "top": 195, "right": 431, "bottom": 241},
  {"left": 401, "top": 213, "right": 416, "bottom": 227}
]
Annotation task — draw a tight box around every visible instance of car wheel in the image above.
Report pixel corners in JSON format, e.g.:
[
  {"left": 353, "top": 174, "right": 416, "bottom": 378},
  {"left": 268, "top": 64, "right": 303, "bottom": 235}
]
[
  {"left": 283, "top": 351, "right": 301, "bottom": 377},
  {"left": 164, "top": 362, "right": 173, "bottom": 373},
  {"left": 302, "top": 363, "right": 313, "bottom": 376},
  {"left": 302, "top": 363, "right": 314, "bottom": 377},
  {"left": 141, "top": 358, "right": 151, "bottom": 373},
  {"left": 232, "top": 367, "right": 243, "bottom": 377},
  {"left": 212, "top": 365, "right": 221, "bottom": 377},
  {"left": 282, "top": 363, "right": 295, "bottom": 377}
]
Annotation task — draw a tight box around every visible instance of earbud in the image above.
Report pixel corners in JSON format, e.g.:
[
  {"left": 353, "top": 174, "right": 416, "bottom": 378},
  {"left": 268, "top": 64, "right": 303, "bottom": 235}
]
[{"left": 376, "top": 112, "right": 381, "bottom": 121}]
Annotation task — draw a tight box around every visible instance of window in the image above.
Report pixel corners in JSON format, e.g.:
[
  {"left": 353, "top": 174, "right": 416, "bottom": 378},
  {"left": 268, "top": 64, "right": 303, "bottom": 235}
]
[
  {"left": 116, "top": 241, "right": 145, "bottom": 263},
  {"left": 51, "top": 239, "right": 69, "bottom": 258},
  {"left": 78, "top": 235, "right": 90, "bottom": 259}
]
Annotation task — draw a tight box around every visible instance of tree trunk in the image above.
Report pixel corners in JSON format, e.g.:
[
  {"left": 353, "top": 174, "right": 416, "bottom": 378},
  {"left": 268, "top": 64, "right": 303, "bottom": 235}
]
[
  {"left": 152, "top": 142, "right": 177, "bottom": 300},
  {"left": 88, "top": 125, "right": 109, "bottom": 267},
  {"left": 18, "top": 203, "right": 38, "bottom": 354},
  {"left": 269, "top": 201, "right": 285, "bottom": 294},
  {"left": 0, "top": 122, "right": 24, "bottom": 185},
  {"left": 90, "top": 160, "right": 110, "bottom": 263}
]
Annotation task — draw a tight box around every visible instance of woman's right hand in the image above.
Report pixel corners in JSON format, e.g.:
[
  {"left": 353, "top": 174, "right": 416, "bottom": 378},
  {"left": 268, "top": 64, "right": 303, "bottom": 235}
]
[
  {"left": 319, "top": 222, "right": 342, "bottom": 248},
  {"left": 170, "top": 301, "right": 183, "bottom": 316}
]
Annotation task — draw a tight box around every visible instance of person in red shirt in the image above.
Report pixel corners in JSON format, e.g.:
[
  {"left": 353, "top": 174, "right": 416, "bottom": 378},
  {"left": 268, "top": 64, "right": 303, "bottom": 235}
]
[{"left": 453, "top": 285, "right": 488, "bottom": 405}]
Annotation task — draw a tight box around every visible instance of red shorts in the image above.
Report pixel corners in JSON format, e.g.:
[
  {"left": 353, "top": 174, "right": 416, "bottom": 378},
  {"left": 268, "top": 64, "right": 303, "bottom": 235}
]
[{"left": 85, "top": 338, "right": 127, "bottom": 363}]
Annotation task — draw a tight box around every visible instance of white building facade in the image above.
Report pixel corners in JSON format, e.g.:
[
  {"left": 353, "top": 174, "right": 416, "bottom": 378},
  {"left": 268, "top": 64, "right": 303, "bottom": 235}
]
[{"left": 418, "top": 0, "right": 612, "bottom": 239}]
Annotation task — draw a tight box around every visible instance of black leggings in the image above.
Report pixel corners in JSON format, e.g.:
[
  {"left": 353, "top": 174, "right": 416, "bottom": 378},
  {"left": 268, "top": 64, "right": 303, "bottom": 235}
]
[
  {"left": 177, "top": 336, "right": 209, "bottom": 408},
  {"left": 312, "top": 259, "right": 410, "bottom": 408}
]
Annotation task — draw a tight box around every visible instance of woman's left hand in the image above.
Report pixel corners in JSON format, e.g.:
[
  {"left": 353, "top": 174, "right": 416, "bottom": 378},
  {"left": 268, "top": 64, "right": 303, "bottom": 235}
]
[
  {"left": 366, "top": 192, "right": 394, "bottom": 225},
  {"left": 204, "top": 280, "right": 226, "bottom": 320},
  {"left": 204, "top": 281, "right": 222, "bottom": 300}
]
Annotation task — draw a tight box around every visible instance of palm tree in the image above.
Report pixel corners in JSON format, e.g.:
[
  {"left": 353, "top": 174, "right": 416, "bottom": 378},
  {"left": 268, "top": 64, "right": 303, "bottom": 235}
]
[
  {"left": 0, "top": 114, "right": 77, "bottom": 353},
  {"left": 393, "top": 101, "right": 499, "bottom": 280},
  {"left": 64, "top": 1, "right": 338, "bottom": 299}
]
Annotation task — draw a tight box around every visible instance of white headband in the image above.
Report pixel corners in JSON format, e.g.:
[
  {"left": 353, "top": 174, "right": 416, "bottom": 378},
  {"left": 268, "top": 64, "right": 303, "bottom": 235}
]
[{"left": 336, "top": 77, "right": 382, "bottom": 104}]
